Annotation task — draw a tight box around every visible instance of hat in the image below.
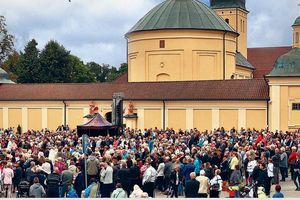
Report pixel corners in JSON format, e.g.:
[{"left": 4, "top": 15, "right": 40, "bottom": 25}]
[{"left": 200, "top": 170, "right": 205, "bottom": 175}]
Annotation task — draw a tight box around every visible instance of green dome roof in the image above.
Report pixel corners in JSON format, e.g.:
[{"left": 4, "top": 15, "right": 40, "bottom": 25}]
[
  {"left": 210, "top": 0, "right": 246, "bottom": 11},
  {"left": 293, "top": 16, "right": 300, "bottom": 26},
  {"left": 267, "top": 48, "right": 300, "bottom": 77},
  {"left": 0, "top": 68, "right": 14, "bottom": 84},
  {"left": 127, "top": 0, "right": 236, "bottom": 35}
]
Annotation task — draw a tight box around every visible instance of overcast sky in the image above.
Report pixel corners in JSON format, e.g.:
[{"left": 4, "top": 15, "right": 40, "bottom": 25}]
[{"left": 0, "top": 0, "right": 298, "bottom": 67}]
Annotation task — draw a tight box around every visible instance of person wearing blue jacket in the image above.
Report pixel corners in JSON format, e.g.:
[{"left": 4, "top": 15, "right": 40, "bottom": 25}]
[{"left": 194, "top": 154, "right": 202, "bottom": 176}]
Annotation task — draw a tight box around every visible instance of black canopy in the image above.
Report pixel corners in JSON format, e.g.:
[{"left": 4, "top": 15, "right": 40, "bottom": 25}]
[{"left": 77, "top": 113, "right": 118, "bottom": 137}]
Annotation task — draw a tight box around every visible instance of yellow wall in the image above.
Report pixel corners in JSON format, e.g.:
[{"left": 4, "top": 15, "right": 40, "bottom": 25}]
[
  {"left": 144, "top": 109, "right": 161, "bottom": 129},
  {"left": 214, "top": 8, "right": 248, "bottom": 57},
  {"left": 280, "top": 86, "right": 289, "bottom": 131},
  {"left": 269, "top": 77, "right": 300, "bottom": 131},
  {"left": 246, "top": 110, "right": 266, "bottom": 130},
  {"left": 293, "top": 26, "right": 300, "bottom": 48},
  {"left": 235, "top": 66, "right": 253, "bottom": 79},
  {"left": 0, "top": 108, "right": 3, "bottom": 128},
  {"left": 193, "top": 109, "right": 212, "bottom": 131},
  {"left": 47, "top": 108, "right": 63, "bottom": 131},
  {"left": 168, "top": 109, "right": 186, "bottom": 130},
  {"left": 0, "top": 100, "right": 270, "bottom": 132},
  {"left": 8, "top": 108, "right": 22, "bottom": 129},
  {"left": 128, "top": 29, "right": 237, "bottom": 82},
  {"left": 219, "top": 109, "right": 238, "bottom": 130},
  {"left": 68, "top": 108, "right": 84, "bottom": 129},
  {"left": 28, "top": 108, "right": 42, "bottom": 130}
]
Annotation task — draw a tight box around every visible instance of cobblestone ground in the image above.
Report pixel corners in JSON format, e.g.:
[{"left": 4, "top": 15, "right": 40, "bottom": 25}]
[{"left": 155, "top": 178, "right": 300, "bottom": 198}]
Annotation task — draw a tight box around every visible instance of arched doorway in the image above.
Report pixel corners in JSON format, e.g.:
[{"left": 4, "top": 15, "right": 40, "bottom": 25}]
[{"left": 105, "top": 112, "right": 112, "bottom": 123}]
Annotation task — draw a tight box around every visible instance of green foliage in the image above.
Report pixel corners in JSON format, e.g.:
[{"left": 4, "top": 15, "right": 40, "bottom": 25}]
[
  {"left": 1, "top": 51, "right": 19, "bottom": 82},
  {"left": 86, "top": 62, "right": 110, "bottom": 82},
  {"left": 0, "top": 16, "right": 14, "bottom": 64},
  {"left": 39, "top": 40, "right": 73, "bottom": 83},
  {"left": 14, "top": 39, "right": 41, "bottom": 83},
  {"left": 69, "top": 55, "right": 95, "bottom": 83},
  {"left": 2, "top": 38, "right": 128, "bottom": 83}
]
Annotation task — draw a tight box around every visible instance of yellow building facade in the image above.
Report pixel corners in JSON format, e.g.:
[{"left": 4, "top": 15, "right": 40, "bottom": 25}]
[
  {"left": 0, "top": 99, "right": 267, "bottom": 132},
  {"left": 0, "top": 0, "right": 299, "bottom": 133}
]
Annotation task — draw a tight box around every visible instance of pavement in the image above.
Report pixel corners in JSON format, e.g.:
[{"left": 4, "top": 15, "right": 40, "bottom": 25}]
[{"left": 155, "top": 178, "right": 300, "bottom": 198}]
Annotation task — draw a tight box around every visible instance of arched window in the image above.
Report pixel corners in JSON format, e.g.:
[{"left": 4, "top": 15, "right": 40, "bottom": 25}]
[
  {"left": 156, "top": 73, "right": 170, "bottom": 81},
  {"left": 240, "top": 19, "right": 243, "bottom": 32},
  {"left": 225, "top": 18, "right": 229, "bottom": 24},
  {"left": 296, "top": 32, "right": 299, "bottom": 44}
]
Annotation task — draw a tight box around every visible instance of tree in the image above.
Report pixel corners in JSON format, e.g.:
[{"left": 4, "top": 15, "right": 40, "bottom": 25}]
[
  {"left": 1, "top": 51, "right": 19, "bottom": 82},
  {"left": 69, "top": 55, "right": 95, "bottom": 83},
  {"left": 118, "top": 63, "right": 128, "bottom": 74},
  {"left": 0, "top": 16, "right": 14, "bottom": 64},
  {"left": 14, "top": 39, "right": 41, "bottom": 83},
  {"left": 39, "top": 40, "right": 73, "bottom": 83},
  {"left": 86, "top": 62, "right": 110, "bottom": 82}
]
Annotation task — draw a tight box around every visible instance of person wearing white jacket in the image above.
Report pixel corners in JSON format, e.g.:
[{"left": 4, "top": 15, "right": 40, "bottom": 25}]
[
  {"left": 100, "top": 162, "right": 113, "bottom": 198},
  {"left": 142, "top": 162, "right": 157, "bottom": 197},
  {"left": 156, "top": 158, "right": 165, "bottom": 191},
  {"left": 247, "top": 159, "right": 257, "bottom": 185}
]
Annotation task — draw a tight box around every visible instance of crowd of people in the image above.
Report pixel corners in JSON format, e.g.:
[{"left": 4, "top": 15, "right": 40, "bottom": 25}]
[{"left": 0, "top": 125, "right": 299, "bottom": 198}]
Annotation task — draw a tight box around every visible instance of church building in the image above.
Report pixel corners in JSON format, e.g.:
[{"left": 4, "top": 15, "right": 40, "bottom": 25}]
[{"left": 0, "top": 0, "right": 299, "bottom": 132}]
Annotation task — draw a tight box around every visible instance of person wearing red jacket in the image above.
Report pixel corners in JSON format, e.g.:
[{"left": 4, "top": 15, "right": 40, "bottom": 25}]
[{"left": 289, "top": 147, "right": 299, "bottom": 190}]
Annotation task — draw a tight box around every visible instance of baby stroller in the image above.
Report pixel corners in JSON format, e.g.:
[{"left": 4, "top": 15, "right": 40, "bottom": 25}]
[{"left": 17, "top": 181, "right": 30, "bottom": 198}]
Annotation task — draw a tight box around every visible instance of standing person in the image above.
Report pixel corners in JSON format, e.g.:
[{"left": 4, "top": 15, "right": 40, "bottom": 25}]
[
  {"left": 13, "top": 162, "right": 22, "bottom": 193},
  {"left": 156, "top": 158, "right": 165, "bottom": 192},
  {"left": 279, "top": 147, "right": 288, "bottom": 181},
  {"left": 142, "top": 162, "right": 157, "bottom": 197},
  {"left": 272, "top": 148, "right": 281, "bottom": 184},
  {"left": 100, "top": 162, "right": 113, "bottom": 197},
  {"left": 129, "top": 160, "right": 140, "bottom": 191},
  {"left": 294, "top": 153, "right": 300, "bottom": 191},
  {"left": 2, "top": 162, "right": 14, "bottom": 198},
  {"left": 74, "top": 167, "right": 85, "bottom": 198},
  {"left": 170, "top": 165, "right": 180, "bottom": 198},
  {"left": 60, "top": 165, "right": 74, "bottom": 197},
  {"left": 209, "top": 169, "right": 222, "bottom": 198},
  {"left": 230, "top": 152, "right": 239, "bottom": 175},
  {"left": 87, "top": 153, "right": 99, "bottom": 183},
  {"left": 185, "top": 172, "right": 199, "bottom": 198},
  {"left": 247, "top": 158, "right": 257, "bottom": 185},
  {"left": 29, "top": 177, "right": 46, "bottom": 197},
  {"left": 118, "top": 161, "right": 131, "bottom": 196},
  {"left": 220, "top": 155, "right": 230, "bottom": 189},
  {"left": 46, "top": 167, "right": 61, "bottom": 198},
  {"left": 196, "top": 170, "right": 210, "bottom": 198},
  {"left": 257, "top": 163, "right": 268, "bottom": 196},
  {"left": 164, "top": 157, "right": 172, "bottom": 191},
  {"left": 266, "top": 159, "right": 274, "bottom": 196},
  {"left": 194, "top": 154, "right": 202, "bottom": 176},
  {"left": 183, "top": 158, "right": 195, "bottom": 182},
  {"left": 289, "top": 147, "right": 299, "bottom": 189},
  {"left": 229, "top": 165, "right": 242, "bottom": 197}
]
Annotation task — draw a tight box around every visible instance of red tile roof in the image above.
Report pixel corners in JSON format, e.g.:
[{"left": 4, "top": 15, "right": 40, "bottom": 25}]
[
  {"left": 248, "top": 46, "right": 292, "bottom": 78},
  {"left": 0, "top": 79, "right": 269, "bottom": 101},
  {"left": 112, "top": 72, "right": 128, "bottom": 84}
]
